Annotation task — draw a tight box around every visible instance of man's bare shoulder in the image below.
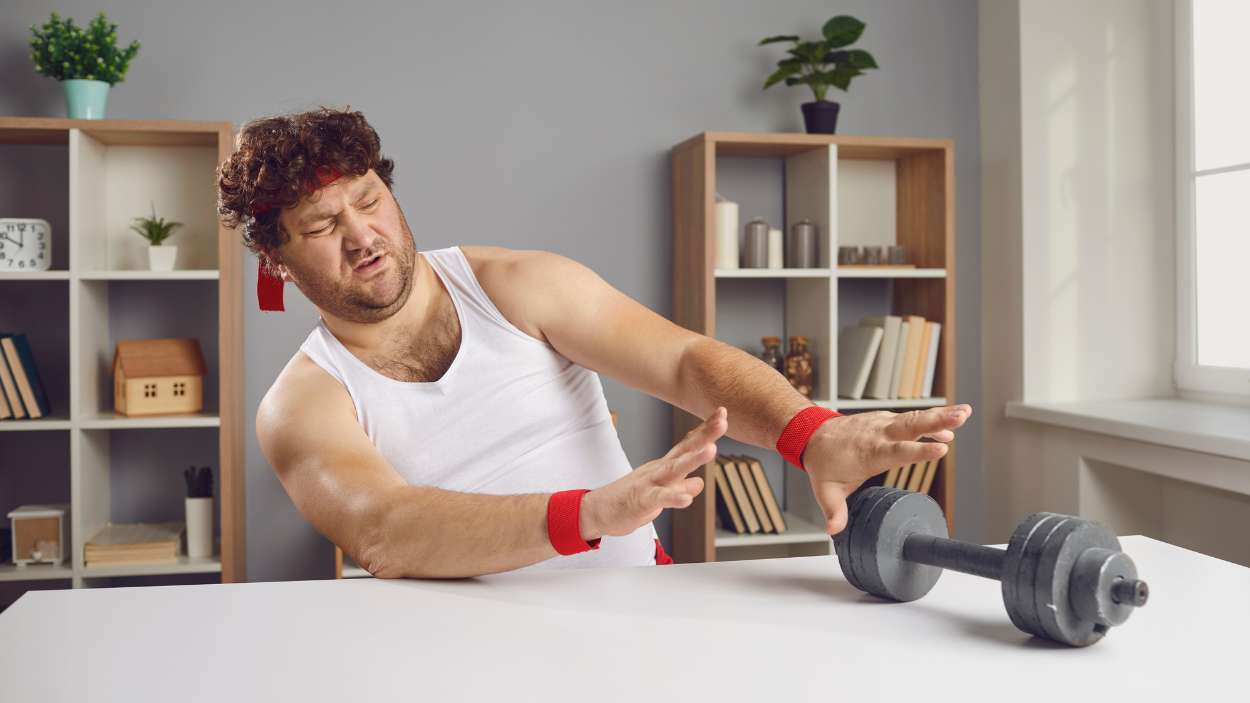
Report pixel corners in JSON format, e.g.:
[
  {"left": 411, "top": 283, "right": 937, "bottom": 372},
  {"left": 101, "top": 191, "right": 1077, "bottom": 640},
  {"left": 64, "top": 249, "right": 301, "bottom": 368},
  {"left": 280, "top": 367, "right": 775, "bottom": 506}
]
[
  {"left": 457, "top": 245, "right": 592, "bottom": 341},
  {"left": 256, "top": 352, "right": 354, "bottom": 448}
]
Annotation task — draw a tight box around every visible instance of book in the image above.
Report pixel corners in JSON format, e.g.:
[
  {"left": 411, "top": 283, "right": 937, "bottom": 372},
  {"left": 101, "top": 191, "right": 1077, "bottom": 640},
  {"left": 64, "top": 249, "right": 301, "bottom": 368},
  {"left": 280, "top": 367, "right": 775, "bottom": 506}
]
[
  {"left": 0, "top": 337, "right": 25, "bottom": 419},
  {"left": 921, "top": 322, "right": 942, "bottom": 398},
  {"left": 84, "top": 522, "right": 183, "bottom": 566},
  {"left": 906, "top": 459, "right": 929, "bottom": 491},
  {"left": 895, "top": 463, "right": 915, "bottom": 489},
  {"left": 744, "top": 457, "right": 786, "bottom": 533},
  {"left": 910, "top": 321, "right": 933, "bottom": 399},
  {"left": 836, "top": 326, "right": 883, "bottom": 400},
  {"left": 919, "top": 457, "right": 941, "bottom": 495},
  {"left": 888, "top": 321, "right": 910, "bottom": 399},
  {"left": 719, "top": 457, "right": 760, "bottom": 533},
  {"left": 710, "top": 460, "right": 746, "bottom": 534},
  {"left": 732, "top": 456, "right": 773, "bottom": 533},
  {"left": 0, "top": 375, "right": 10, "bottom": 419},
  {"left": 897, "top": 316, "right": 926, "bottom": 400},
  {"left": 884, "top": 465, "right": 902, "bottom": 488},
  {"left": 1, "top": 334, "right": 50, "bottom": 419},
  {"left": 861, "top": 315, "right": 902, "bottom": 400}
]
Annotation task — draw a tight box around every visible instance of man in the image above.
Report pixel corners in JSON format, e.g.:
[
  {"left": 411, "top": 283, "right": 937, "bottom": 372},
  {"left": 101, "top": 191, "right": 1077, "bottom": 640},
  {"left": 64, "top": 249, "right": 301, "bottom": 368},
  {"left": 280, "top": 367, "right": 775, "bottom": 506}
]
[{"left": 216, "top": 108, "right": 971, "bottom": 579}]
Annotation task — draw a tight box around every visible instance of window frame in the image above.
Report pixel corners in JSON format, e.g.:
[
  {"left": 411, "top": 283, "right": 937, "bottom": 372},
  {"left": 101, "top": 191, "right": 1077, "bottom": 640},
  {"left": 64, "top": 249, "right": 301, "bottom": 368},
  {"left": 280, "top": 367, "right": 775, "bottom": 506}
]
[{"left": 1174, "top": 0, "right": 1250, "bottom": 397}]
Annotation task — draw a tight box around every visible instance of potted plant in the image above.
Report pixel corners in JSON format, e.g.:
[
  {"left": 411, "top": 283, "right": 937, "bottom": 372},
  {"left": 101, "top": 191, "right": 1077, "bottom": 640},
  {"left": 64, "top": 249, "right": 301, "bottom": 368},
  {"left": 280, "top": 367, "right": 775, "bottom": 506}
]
[
  {"left": 130, "top": 203, "right": 182, "bottom": 271},
  {"left": 29, "top": 12, "right": 140, "bottom": 120},
  {"left": 759, "top": 15, "right": 878, "bottom": 134}
]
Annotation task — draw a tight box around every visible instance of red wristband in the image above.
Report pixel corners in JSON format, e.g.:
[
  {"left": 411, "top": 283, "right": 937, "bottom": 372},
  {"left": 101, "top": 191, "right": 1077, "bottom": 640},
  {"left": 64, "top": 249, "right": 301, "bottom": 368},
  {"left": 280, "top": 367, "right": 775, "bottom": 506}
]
[
  {"left": 776, "top": 406, "right": 841, "bottom": 472},
  {"left": 547, "top": 489, "right": 601, "bottom": 555}
]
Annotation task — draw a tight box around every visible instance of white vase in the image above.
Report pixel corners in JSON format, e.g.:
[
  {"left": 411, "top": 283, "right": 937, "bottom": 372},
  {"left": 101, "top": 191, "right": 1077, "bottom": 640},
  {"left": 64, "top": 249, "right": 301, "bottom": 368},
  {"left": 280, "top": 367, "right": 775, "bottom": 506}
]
[
  {"left": 185, "top": 497, "right": 213, "bottom": 559},
  {"left": 148, "top": 245, "right": 177, "bottom": 271}
]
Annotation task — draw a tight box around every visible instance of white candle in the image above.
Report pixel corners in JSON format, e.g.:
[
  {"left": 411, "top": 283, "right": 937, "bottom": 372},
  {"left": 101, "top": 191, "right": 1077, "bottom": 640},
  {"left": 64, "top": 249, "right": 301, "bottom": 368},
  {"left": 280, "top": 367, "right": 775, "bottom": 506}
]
[
  {"left": 714, "top": 200, "right": 739, "bottom": 270},
  {"left": 767, "top": 227, "right": 783, "bottom": 269}
]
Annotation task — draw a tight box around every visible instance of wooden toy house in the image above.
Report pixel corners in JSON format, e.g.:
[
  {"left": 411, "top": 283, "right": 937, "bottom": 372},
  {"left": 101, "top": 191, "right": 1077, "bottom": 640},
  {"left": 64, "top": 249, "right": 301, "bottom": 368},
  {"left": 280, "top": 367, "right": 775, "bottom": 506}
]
[{"left": 112, "top": 338, "right": 206, "bottom": 416}]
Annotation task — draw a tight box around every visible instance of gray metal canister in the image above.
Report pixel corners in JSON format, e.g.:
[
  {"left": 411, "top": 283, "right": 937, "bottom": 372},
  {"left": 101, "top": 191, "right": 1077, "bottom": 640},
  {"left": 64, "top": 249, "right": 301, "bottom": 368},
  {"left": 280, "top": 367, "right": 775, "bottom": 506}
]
[
  {"left": 741, "top": 217, "right": 770, "bottom": 268},
  {"left": 788, "top": 219, "right": 818, "bottom": 268}
]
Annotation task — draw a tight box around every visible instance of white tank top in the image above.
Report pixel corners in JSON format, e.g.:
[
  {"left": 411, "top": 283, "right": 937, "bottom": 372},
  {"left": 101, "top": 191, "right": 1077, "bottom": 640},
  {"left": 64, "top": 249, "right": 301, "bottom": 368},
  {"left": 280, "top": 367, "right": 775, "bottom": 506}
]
[{"left": 298, "top": 246, "right": 657, "bottom": 571}]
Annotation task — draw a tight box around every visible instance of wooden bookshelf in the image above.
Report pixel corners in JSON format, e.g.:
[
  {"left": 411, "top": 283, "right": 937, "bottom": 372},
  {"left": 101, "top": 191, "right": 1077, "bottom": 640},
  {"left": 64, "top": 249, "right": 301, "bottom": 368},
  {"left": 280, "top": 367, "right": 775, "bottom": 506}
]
[
  {"left": 0, "top": 117, "right": 244, "bottom": 592},
  {"left": 670, "top": 131, "right": 956, "bottom": 564}
]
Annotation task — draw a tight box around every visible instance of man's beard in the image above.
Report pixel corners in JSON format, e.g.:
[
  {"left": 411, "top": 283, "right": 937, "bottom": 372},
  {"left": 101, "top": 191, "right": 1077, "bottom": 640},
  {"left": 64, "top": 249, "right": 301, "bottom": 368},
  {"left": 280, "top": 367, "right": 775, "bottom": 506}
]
[{"left": 289, "top": 208, "right": 418, "bottom": 324}]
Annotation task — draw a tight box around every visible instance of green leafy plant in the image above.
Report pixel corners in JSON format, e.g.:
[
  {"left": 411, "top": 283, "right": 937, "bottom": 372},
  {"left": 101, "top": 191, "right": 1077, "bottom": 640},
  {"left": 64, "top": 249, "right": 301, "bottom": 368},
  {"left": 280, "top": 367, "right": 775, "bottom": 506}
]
[
  {"left": 130, "top": 202, "right": 182, "bottom": 246},
  {"left": 759, "top": 15, "right": 878, "bottom": 102},
  {"left": 29, "top": 12, "right": 140, "bottom": 84}
]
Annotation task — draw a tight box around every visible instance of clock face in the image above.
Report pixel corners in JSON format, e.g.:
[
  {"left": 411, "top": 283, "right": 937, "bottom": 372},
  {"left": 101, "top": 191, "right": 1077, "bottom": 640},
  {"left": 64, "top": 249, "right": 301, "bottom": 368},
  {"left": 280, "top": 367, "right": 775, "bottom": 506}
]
[{"left": 0, "top": 219, "right": 52, "bottom": 272}]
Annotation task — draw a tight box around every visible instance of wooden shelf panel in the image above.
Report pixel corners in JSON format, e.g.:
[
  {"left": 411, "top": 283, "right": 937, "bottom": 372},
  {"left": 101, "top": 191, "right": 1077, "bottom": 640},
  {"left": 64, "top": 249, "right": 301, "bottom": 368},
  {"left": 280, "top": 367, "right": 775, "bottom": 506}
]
[
  {"left": 0, "top": 416, "right": 72, "bottom": 431},
  {"left": 77, "top": 270, "right": 219, "bottom": 281},
  {"left": 676, "top": 131, "right": 952, "bottom": 160},
  {"left": 0, "top": 563, "right": 74, "bottom": 582},
  {"left": 0, "top": 271, "right": 70, "bottom": 281},
  {"left": 714, "top": 511, "right": 828, "bottom": 547},
  {"left": 78, "top": 411, "right": 220, "bottom": 430},
  {"left": 0, "top": 117, "right": 228, "bottom": 146},
  {"left": 80, "top": 555, "right": 222, "bottom": 578},
  {"left": 715, "top": 268, "right": 833, "bottom": 279},
  {"left": 836, "top": 268, "right": 946, "bottom": 279}
]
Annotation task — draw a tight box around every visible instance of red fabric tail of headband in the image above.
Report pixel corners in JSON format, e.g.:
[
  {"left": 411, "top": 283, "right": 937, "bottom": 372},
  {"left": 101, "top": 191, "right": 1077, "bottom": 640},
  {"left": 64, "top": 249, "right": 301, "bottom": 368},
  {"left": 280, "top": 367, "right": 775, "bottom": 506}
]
[{"left": 258, "top": 265, "right": 285, "bottom": 312}]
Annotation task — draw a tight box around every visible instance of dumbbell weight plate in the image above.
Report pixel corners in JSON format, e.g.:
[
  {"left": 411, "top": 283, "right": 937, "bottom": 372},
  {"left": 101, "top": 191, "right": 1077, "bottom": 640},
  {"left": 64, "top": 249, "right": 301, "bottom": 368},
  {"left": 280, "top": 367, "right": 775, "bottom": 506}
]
[
  {"left": 840, "top": 488, "right": 947, "bottom": 602},
  {"left": 832, "top": 487, "right": 880, "bottom": 592},
  {"left": 1033, "top": 521, "right": 1122, "bottom": 646},
  {"left": 1002, "top": 513, "right": 1066, "bottom": 641}
]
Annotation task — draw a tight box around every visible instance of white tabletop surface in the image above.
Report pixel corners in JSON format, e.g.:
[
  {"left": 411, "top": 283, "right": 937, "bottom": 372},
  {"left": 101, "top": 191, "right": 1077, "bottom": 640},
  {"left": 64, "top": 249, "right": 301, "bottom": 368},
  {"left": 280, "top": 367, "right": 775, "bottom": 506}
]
[{"left": 0, "top": 535, "right": 1244, "bottom": 701}]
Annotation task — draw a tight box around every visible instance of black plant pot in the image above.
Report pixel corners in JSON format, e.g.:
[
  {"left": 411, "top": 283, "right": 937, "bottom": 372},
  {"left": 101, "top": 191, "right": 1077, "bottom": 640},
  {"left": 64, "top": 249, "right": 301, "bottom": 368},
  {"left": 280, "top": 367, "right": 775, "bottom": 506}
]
[{"left": 801, "top": 100, "right": 841, "bottom": 134}]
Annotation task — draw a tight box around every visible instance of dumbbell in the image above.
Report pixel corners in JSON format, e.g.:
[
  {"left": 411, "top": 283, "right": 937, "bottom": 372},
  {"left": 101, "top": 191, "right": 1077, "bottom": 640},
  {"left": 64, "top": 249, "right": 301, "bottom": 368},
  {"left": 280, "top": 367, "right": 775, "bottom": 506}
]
[{"left": 832, "top": 486, "right": 1149, "bottom": 647}]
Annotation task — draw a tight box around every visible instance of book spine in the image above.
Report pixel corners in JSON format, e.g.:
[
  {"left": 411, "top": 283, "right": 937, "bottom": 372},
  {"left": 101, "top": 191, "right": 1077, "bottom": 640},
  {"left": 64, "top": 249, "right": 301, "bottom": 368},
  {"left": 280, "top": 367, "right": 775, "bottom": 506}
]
[{"left": 11, "top": 334, "right": 50, "bottom": 417}]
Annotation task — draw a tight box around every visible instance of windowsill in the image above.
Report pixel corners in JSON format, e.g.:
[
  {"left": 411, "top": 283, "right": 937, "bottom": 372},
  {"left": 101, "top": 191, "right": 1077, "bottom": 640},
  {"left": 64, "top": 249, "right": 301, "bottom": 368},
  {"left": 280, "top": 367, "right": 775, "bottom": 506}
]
[{"left": 1005, "top": 398, "right": 1250, "bottom": 463}]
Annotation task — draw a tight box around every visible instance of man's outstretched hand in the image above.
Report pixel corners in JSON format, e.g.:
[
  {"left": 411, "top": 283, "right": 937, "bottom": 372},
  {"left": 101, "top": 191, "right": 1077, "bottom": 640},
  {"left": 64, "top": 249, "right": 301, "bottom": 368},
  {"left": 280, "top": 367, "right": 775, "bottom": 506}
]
[
  {"left": 580, "top": 407, "right": 727, "bottom": 540},
  {"left": 801, "top": 404, "right": 972, "bottom": 535}
]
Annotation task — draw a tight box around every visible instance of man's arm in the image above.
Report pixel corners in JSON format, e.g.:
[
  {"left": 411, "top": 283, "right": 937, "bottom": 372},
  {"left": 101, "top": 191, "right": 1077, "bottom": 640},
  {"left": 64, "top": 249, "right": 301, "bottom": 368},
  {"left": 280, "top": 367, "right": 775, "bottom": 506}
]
[
  {"left": 479, "top": 248, "right": 971, "bottom": 533},
  {"left": 257, "top": 354, "right": 721, "bottom": 578}
]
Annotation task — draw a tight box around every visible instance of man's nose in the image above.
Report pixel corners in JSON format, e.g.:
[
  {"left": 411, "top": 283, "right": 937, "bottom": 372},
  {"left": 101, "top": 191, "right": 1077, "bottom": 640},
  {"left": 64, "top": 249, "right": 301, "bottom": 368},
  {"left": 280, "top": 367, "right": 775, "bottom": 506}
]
[{"left": 339, "top": 211, "right": 378, "bottom": 252}]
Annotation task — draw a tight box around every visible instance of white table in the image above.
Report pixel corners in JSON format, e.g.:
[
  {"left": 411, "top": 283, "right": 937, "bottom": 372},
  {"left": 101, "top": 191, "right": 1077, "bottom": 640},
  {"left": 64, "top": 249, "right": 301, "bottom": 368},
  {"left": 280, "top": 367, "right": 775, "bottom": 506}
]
[{"left": 0, "top": 536, "right": 1243, "bottom": 701}]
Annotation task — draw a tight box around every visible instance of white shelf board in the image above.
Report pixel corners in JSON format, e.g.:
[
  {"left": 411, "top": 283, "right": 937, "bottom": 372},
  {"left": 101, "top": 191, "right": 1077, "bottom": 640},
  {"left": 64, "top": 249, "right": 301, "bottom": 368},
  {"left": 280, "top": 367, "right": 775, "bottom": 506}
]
[
  {"left": 0, "top": 415, "right": 72, "bottom": 431},
  {"left": 714, "top": 511, "right": 829, "bottom": 548},
  {"left": 78, "top": 411, "right": 220, "bottom": 430},
  {"left": 0, "top": 562, "right": 74, "bottom": 582},
  {"left": 0, "top": 271, "right": 70, "bottom": 280},
  {"left": 77, "top": 270, "right": 219, "bottom": 280},
  {"left": 715, "top": 268, "right": 833, "bottom": 279},
  {"left": 342, "top": 565, "right": 372, "bottom": 579},
  {"left": 80, "top": 555, "right": 222, "bottom": 578},
  {"left": 822, "top": 397, "right": 949, "bottom": 411},
  {"left": 836, "top": 267, "right": 947, "bottom": 278}
]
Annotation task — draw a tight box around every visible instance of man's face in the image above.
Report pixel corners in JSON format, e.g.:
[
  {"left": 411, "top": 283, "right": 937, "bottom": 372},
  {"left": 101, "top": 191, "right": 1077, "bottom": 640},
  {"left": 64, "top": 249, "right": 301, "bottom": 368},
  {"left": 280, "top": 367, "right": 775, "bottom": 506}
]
[{"left": 272, "top": 169, "right": 416, "bottom": 323}]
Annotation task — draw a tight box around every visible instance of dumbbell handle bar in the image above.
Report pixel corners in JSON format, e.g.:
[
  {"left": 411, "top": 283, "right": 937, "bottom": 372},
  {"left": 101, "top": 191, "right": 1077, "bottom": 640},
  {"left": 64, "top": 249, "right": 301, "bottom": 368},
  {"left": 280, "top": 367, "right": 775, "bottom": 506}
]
[
  {"left": 903, "top": 534, "right": 1005, "bottom": 581},
  {"left": 902, "top": 534, "right": 1149, "bottom": 607}
]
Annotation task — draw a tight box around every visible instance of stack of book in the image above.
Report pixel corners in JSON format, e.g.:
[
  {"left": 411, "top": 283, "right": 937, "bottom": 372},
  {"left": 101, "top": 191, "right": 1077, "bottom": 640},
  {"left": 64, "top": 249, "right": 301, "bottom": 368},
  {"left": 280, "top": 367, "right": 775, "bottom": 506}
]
[
  {"left": 837, "top": 314, "right": 941, "bottom": 401},
  {"left": 0, "top": 332, "right": 52, "bottom": 420},
  {"left": 883, "top": 457, "right": 942, "bottom": 495},
  {"left": 710, "top": 455, "right": 787, "bottom": 535},
  {"left": 84, "top": 523, "right": 184, "bottom": 566}
]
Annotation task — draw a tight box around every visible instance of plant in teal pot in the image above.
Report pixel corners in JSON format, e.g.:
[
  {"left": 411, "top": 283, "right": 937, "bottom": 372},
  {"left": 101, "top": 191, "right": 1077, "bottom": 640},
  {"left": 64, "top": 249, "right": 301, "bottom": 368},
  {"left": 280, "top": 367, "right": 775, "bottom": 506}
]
[
  {"left": 759, "top": 15, "right": 878, "bottom": 134},
  {"left": 29, "top": 12, "right": 140, "bottom": 120}
]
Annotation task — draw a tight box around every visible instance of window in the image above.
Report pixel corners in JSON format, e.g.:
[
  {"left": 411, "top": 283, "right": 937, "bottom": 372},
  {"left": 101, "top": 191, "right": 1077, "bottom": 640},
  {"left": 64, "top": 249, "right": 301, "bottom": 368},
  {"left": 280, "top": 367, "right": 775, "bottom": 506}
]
[
  {"left": 173, "top": 381, "right": 186, "bottom": 397},
  {"left": 143, "top": 383, "right": 157, "bottom": 398},
  {"left": 1176, "top": 0, "right": 1250, "bottom": 396}
]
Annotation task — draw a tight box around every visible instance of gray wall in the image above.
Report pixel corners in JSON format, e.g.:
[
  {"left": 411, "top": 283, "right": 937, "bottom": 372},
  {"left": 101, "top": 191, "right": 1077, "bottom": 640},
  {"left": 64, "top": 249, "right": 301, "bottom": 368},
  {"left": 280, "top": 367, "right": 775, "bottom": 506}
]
[{"left": 1, "top": 0, "right": 983, "bottom": 581}]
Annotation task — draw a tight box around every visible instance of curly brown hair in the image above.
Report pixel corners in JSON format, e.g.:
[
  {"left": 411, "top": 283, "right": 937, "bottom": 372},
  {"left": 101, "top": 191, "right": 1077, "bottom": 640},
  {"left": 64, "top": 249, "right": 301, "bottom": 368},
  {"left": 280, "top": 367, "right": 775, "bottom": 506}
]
[{"left": 216, "top": 107, "right": 395, "bottom": 264}]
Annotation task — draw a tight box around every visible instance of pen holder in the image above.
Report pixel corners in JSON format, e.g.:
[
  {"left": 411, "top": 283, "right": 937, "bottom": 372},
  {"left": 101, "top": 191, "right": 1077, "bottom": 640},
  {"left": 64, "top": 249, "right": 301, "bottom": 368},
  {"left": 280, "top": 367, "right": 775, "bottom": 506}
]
[{"left": 185, "top": 497, "right": 213, "bottom": 559}]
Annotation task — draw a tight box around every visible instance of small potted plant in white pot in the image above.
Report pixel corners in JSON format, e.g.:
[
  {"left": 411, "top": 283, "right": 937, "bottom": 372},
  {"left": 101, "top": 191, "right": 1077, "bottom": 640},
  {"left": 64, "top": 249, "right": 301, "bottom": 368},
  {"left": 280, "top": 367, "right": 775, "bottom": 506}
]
[
  {"left": 759, "top": 15, "right": 878, "bottom": 134},
  {"left": 130, "top": 203, "right": 182, "bottom": 271},
  {"left": 28, "top": 12, "right": 141, "bottom": 120}
]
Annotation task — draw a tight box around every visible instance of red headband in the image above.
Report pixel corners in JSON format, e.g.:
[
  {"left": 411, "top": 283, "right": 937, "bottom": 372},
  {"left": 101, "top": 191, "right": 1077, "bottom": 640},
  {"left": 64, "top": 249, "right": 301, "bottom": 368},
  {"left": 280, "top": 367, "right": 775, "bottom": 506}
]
[{"left": 254, "top": 166, "right": 343, "bottom": 312}]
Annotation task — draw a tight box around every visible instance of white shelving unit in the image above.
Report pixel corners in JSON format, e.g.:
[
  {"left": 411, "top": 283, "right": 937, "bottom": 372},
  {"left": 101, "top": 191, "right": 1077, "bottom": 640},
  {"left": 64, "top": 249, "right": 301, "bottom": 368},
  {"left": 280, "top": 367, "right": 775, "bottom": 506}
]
[
  {"left": 672, "top": 132, "right": 956, "bottom": 563},
  {"left": 0, "top": 118, "right": 243, "bottom": 594}
]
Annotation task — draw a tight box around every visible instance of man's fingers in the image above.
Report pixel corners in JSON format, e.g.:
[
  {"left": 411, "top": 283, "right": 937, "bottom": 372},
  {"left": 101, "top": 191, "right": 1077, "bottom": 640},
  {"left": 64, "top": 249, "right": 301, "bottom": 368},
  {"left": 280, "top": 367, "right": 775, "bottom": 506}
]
[
  {"left": 664, "top": 407, "right": 727, "bottom": 459},
  {"left": 880, "top": 439, "right": 949, "bottom": 467},
  {"left": 657, "top": 441, "right": 717, "bottom": 482},
  {"left": 924, "top": 429, "right": 955, "bottom": 443},
  {"left": 648, "top": 480, "right": 703, "bottom": 510},
  {"left": 885, "top": 405, "right": 970, "bottom": 441}
]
